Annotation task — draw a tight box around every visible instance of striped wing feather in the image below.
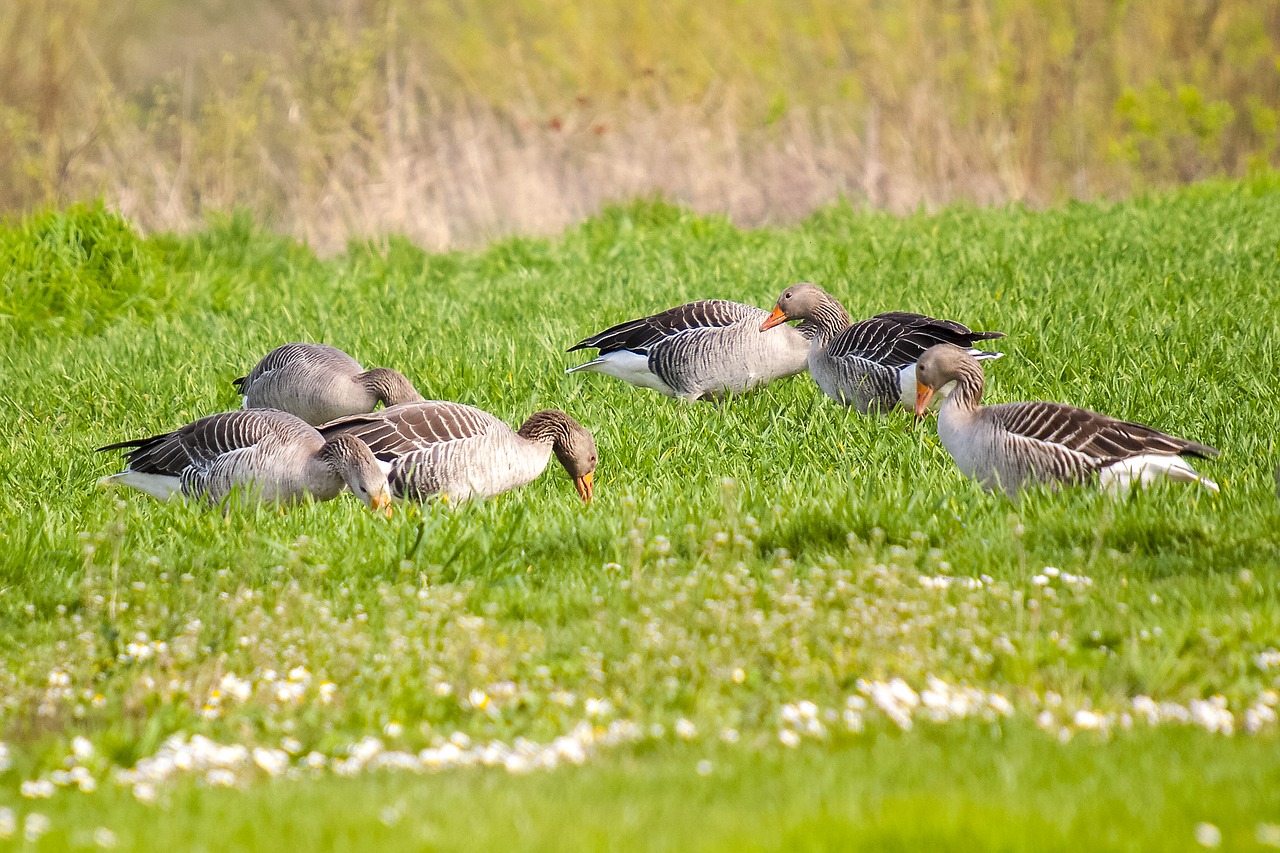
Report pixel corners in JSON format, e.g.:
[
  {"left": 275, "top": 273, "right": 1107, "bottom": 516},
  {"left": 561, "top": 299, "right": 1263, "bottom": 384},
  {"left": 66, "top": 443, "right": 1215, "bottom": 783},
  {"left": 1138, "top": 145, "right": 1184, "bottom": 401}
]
[
  {"left": 828, "top": 312, "right": 1004, "bottom": 367},
  {"left": 97, "top": 410, "right": 311, "bottom": 475},
  {"left": 234, "top": 343, "right": 360, "bottom": 390},
  {"left": 990, "top": 401, "right": 1218, "bottom": 462},
  {"left": 321, "top": 402, "right": 503, "bottom": 460},
  {"left": 568, "top": 300, "right": 761, "bottom": 354}
]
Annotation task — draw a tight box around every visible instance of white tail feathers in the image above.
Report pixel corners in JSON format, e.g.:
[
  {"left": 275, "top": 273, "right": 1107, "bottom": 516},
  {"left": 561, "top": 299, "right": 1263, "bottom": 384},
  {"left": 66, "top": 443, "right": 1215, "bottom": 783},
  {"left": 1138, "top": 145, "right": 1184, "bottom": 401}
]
[
  {"left": 1099, "top": 455, "right": 1219, "bottom": 495},
  {"left": 564, "top": 351, "right": 676, "bottom": 395},
  {"left": 98, "top": 472, "right": 183, "bottom": 500}
]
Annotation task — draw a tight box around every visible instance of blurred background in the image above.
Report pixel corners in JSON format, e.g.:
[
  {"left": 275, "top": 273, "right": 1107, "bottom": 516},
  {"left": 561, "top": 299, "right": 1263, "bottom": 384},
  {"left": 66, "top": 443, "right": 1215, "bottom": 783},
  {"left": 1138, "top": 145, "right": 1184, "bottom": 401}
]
[{"left": 3, "top": 0, "right": 1278, "bottom": 252}]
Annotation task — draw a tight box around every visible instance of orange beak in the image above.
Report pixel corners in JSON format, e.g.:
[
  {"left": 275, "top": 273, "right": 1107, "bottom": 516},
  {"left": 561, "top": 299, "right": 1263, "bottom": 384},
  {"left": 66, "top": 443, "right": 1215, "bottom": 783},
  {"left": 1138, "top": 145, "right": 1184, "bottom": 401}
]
[
  {"left": 371, "top": 491, "right": 393, "bottom": 518},
  {"left": 759, "top": 306, "right": 789, "bottom": 331},
  {"left": 574, "top": 471, "right": 594, "bottom": 504},
  {"left": 913, "top": 382, "right": 936, "bottom": 425}
]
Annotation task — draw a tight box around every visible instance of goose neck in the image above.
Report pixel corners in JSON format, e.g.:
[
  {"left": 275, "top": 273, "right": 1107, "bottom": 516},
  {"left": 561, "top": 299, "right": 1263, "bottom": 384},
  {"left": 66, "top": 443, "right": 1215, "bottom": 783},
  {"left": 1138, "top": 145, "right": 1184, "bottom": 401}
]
[
  {"left": 517, "top": 411, "right": 570, "bottom": 448},
  {"left": 806, "top": 296, "right": 853, "bottom": 345},
  {"left": 946, "top": 360, "right": 985, "bottom": 412},
  {"left": 360, "top": 368, "right": 423, "bottom": 406}
]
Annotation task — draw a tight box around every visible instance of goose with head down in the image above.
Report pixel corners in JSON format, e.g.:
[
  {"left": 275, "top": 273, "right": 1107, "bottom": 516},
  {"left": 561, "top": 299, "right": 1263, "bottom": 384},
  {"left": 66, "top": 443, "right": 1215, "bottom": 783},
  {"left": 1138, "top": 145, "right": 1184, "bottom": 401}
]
[
  {"left": 567, "top": 299, "right": 813, "bottom": 401},
  {"left": 320, "top": 402, "right": 597, "bottom": 503},
  {"left": 761, "top": 283, "right": 1004, "bottom": 413},
  {"left": 235, "top": 343, "right": 424, "bottom": 425},
  {"left": 913, "top": 344, "right": 1219, "bottom": 498},
  {"left": 98, "top": 409, "right": 393, "bottom": 513}
]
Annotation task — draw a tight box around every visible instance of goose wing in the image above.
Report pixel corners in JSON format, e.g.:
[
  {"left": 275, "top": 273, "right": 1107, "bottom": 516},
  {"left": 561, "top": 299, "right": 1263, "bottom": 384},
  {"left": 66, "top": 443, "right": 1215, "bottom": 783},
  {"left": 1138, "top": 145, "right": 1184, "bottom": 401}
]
[
  {"left": 320, "top": 401, "right": 504, "bottom": 460},
  {"left": 828, "top": 312, "right": 1004, "bottom": 368},
  {"left": 97, "top": 410, "right": 312, "bottom": 474},
  {"left": 989, "top": 401, "right": 1218, "bottom": 462},
  {"left": 568, "top": 300, "right": 762, "bottom": 355},
  {"left": 234, "top": 343, "right": 361, "bottom": 391}
]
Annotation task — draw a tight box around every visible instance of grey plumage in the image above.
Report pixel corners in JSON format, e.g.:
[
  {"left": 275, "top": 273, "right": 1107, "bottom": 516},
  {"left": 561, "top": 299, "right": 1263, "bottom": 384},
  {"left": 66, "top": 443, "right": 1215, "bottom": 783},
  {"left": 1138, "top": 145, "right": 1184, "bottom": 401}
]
[
  {"left": 235, "top": 343, "right": 424, "bottom": 425},
  {"left": 98, "top": 409, "right": 392, "bottom": 510},
  {"left": 321, "top": 402, "right": 598, "bottom": 503},
  {"left": 915, "top": 344, "right": 1219, "bottom": 498},
  {"left": 762, "top": 283, "right": 1004, "bottom": 413},
  {"left": 567, "top": 299, "right": 812, "bottom": 401}
]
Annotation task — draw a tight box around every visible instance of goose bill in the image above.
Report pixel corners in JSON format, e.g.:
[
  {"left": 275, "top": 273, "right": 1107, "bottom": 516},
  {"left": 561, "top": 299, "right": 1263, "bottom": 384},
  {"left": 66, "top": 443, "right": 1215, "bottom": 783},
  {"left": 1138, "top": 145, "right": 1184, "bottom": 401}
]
[
  {"left": 371, "top": 491, "right": 394, "bottom": 518},
  {"left": 914, "top": 383, "right": 936, "bottom": 420},
  {"left": 759, "top": 306, "right": 789, "bottom": 331},
  {"left": 574, "top": 471, "right": 595, "bottom": 504}
]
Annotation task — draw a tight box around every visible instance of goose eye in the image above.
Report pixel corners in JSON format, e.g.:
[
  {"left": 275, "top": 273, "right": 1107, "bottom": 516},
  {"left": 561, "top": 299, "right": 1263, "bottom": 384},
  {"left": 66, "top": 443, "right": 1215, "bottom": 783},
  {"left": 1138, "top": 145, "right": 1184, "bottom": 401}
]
[{"left": 784, "top": 292, "right": 792, "bottom": 300}]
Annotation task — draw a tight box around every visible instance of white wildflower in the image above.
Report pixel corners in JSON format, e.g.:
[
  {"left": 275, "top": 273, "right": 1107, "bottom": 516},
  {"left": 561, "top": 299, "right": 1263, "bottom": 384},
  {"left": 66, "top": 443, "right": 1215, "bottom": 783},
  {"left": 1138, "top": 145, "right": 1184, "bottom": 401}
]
[
  {"left": 252, "top": 748, "right": 289, "bottom": 777},
  {"left": 24, "top": 813, "right": 51, "bottom": 842},
  {"left": 1194, "top": 822, "right": 1222, "bottom": 848},
  {"left": 72, "top": 736, "right": 95, "bottom": 762},
  {"left": 20, "top": 779, "right": 55, "bottom": 799}
]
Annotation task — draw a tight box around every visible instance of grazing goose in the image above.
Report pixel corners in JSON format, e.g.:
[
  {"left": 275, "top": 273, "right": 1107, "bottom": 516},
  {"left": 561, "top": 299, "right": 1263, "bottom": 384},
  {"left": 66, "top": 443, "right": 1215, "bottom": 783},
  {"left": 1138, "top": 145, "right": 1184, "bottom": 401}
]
[
  {"left": 567, "top": 299, "right": 813, "bottom": 401},
  {"left": 321, "top": 402, "right": 597, "bottom": 503},
  {"left": 760, "top": 283, "right": 1004, "bottom": 413},
  {"left": 235, "top": 343, "right": 424, "bottom": 425},
  {"left": 914, "top": 344, "right": 1219, "bottom": 497},
  {"left": 98, "top": 409, "right": 393, "bottom": 513}
]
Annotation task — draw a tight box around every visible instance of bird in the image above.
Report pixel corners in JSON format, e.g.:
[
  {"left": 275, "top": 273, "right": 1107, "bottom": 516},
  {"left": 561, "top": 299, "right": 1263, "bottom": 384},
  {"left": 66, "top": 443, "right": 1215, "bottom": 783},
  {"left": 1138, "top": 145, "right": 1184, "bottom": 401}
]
[
  {"left": 320, "top": 402, "right": 597, "bottom": 503},
  {"left": 913, "top": 344, "right": 1219, "bottom": 498},
  {"left": 566, "top": 299, "right": 814, "bottom": 401},
  {"left": 760, "top": 282, "right": 1004, "bottom": 413},
  {"left": 98, "top": 409, "right": 393, "bottom": 513},
  {"left": 234, "top": 343, "right": 424, "bottom": 425}
]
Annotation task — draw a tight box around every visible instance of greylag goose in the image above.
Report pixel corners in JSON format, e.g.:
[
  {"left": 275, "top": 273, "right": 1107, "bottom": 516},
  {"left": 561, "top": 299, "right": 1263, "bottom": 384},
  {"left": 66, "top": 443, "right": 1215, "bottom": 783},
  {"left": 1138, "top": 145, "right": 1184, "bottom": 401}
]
[
  {"left": 98, "top": 409, "right": 393, "bottom": 513},
  {"left": 567, "top": 300, "right": 813, "bottom": 401},
  {"left": 760, "top": 283, "right": 1004, "bottom": 413},
  {"left": 235, "top": 343, "right": 424, "bottom": 425},
  {"left": 914, "top": 344, "right": 1219, "bottom": 497},
  {"left": 321, "top": 402, "right": 597, "bottom": 503}
]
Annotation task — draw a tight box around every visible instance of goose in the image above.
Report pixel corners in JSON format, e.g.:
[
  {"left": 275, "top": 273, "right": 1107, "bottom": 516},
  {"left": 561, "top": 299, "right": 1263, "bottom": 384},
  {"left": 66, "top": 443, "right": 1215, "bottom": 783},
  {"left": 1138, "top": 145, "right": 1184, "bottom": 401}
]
[
  {"left": 760, "top": 282, "right": 1004, "bottom": 413},
  {"left": 235, "top": 343, "right": 424, "bottom": 425},
  {"left": 98, "top": 409, "right": 393, "bottom": 513},
  {"left": 320, "top": 402, "right": 597, "bottom": 503},
  {"left": 567, "top": 299, "right": 813, "bottom": 401},
  {"left": 913, "top": 344, "right": 1219, "bottom": 497}
]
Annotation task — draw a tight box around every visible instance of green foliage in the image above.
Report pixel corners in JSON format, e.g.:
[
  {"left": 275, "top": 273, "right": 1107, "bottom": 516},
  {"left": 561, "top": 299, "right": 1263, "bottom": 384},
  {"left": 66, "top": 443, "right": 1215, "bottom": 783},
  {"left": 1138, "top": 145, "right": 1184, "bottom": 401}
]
[
  {"left": 0, "top": 183, "right": 1278, "bottom": 844},
  {"left": 0, "top": 204, "right": 164, "bottom": 337}
]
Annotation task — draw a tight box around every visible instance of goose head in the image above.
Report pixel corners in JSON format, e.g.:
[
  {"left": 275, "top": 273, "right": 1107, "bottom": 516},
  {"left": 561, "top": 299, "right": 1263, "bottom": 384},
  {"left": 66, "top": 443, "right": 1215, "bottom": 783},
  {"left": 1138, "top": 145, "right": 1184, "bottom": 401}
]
[
  {"left": 760, "top": 282, "right": 843, "bottom": 331},
  {"left": 321, "top": 434, "right": 394, "bottom": 516},
  {"left": 518, "top": 410, "right": 598, "bottom": 503},
  {"left": 914, "top": 344, "right": 982, "bottom": 418}
]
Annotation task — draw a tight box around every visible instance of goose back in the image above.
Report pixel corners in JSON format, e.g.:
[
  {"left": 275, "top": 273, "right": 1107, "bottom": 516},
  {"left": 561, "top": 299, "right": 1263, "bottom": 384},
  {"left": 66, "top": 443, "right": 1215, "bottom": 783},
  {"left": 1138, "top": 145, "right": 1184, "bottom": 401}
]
[
  {"left": 99, "top": 409, "right": 343, "bottom": 505},
  {"left": 569, "top": 300, "right": 810, "bottom": 400},
  {"left": 321, "top": 401, "right": 551, "bottom": 501},
  {"left": 236, "top": 343, "right": 421, "bottom": 425}
]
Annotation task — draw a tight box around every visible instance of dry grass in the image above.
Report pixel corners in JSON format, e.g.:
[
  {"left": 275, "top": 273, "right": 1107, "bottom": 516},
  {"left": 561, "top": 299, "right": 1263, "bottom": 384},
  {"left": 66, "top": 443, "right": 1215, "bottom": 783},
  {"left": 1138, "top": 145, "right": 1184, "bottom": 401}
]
[{"left": 3, "top": 0, "right": 1279, "bottom": 250}]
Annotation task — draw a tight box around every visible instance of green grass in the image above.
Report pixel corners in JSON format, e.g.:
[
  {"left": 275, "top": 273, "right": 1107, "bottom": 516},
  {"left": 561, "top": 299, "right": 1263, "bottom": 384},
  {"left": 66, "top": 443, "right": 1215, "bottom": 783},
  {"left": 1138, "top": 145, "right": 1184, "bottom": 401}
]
[{"left": 1, "top": 179, "right": 1279, "bottom": 849}]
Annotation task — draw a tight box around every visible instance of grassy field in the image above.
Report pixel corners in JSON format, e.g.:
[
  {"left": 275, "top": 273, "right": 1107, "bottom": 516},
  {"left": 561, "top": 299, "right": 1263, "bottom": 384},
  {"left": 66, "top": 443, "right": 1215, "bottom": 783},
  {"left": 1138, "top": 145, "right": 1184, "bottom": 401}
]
[{"left": 2, "top": 179, "right": 1280, "bottom": 849}]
